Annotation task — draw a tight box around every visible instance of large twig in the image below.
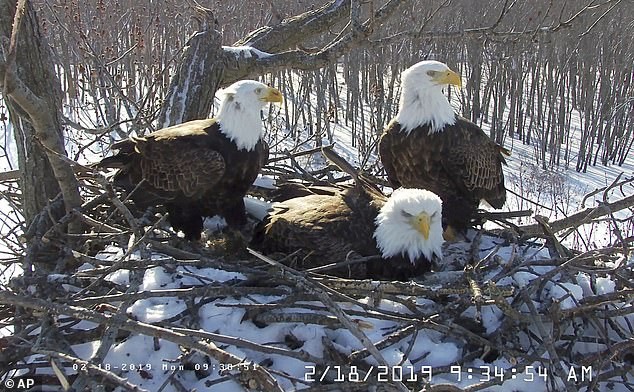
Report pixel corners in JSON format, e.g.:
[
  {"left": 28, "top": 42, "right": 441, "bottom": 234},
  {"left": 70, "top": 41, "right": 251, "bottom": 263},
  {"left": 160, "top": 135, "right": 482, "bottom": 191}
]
[
  {"left": 235, "top": 0, "right": 351, "bottom": 53},
  {"left": 519, "top": 193, "right": 634, "bottom": 238}
]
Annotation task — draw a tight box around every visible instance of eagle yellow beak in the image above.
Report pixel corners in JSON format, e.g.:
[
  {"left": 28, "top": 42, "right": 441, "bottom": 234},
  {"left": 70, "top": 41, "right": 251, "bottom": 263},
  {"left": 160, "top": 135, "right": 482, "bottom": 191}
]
[
  {"left": 410, "top": 212, "right": 431, "bottom": 240},
  {"left": 434, "top": 69, "right": 462, "bottom": 88},
  {"left": 262, "top": 87, "right": 284, "bottom": 103}
]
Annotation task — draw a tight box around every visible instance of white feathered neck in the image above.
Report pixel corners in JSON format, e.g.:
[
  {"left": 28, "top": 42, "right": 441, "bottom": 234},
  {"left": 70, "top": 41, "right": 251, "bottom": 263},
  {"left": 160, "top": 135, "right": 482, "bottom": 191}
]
[
  {"left": 216, "top": 81, "right": 268, "bottom": 151},
  {"left": 395, "top": 62, "right": 457, "bottom": 134},
  {"left": 373, "top": 188, "right": 444, "bottom": 263}
]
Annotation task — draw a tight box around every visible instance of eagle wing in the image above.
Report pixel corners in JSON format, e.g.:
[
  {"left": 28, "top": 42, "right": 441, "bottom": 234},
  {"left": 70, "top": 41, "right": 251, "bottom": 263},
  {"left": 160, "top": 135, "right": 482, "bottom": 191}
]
[
  {"left": 260, "top": 195, "right": 357, "bottom": 260},
  {"left": 133, "top": 135, "right": 225, "bottom": 199},
  {"left": 378, "top": 125, "right": 403, "bottom": 189},
  {"left": 441, "top": 121, "right": 507, "bottom": 207}
]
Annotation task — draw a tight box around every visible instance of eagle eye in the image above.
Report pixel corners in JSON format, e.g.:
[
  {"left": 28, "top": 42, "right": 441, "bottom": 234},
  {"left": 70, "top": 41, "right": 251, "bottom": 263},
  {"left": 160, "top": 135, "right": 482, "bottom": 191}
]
[
  {"left": 426, "top": 70, "right": 437, "bottom": 77},
  {"left": 430, "top": 211, "right": 438, "bottom": 219},
  {"left": 255, "top": 87, "right": 263, "bottom": 94},
  {"left": 401, "top": 210, "right": 413, "bottom": 218}
]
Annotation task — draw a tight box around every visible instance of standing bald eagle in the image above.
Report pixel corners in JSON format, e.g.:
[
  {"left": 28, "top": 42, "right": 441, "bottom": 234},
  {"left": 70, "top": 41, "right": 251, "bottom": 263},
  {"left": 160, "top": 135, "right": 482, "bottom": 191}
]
[
  {"left": 379, "top": 60, "right": 508, "bottom": 232},
  {"left": 251, "top": 148, "right": 444, "bottom": 280},
  {"left": 97, "top": 80, "right": 283, "bottom": 240}
]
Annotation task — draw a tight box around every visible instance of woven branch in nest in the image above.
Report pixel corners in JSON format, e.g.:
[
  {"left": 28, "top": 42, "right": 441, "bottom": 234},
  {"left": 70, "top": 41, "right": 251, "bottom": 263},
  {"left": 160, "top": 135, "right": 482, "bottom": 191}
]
[{"left": 2, "top": 154, "right": 633, "bottom": 392}]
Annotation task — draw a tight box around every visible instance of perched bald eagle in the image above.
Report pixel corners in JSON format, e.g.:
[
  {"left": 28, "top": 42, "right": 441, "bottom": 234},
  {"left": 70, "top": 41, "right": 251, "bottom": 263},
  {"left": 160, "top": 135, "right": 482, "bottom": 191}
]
[
  {"left": 251, "top": 148, "right": 443, "bottom": 280},
  {"left": 97, "top": 80, "right": 283, "bottom": 240},
  {"left": 379, "top": 60, "right": 508, "bottom": 232}
]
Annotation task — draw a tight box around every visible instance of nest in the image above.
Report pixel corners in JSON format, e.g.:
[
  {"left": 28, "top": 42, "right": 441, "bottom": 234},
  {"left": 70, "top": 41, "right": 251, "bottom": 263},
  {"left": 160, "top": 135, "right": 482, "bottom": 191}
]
[{"left": 0, "top": 168, "right": 633, "bottom": 392}]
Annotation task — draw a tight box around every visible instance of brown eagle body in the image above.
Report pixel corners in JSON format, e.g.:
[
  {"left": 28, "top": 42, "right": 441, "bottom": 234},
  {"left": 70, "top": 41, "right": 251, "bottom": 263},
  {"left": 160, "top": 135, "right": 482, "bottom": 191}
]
[
  {"left": 252, "top": 184, "right": 429, "bottom": 280},
  {"left": 98, "top": 118, "right": 268, "bottom": 239},
  {"left": 251, "top": 149, "right": 444, "bottom": 280},
  {"left": 379, "top": 117, "right": 507, "bottom": 230}
]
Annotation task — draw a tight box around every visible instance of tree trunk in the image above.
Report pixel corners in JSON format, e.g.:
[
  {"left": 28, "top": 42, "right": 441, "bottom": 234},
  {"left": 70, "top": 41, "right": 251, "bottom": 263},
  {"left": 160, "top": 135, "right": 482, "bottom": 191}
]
[
  {"left": 157, "top": 11, "right": 224, "bottom": 127},
  {"left": 0, "top": 0, "right": 81, "bottom": 229}
]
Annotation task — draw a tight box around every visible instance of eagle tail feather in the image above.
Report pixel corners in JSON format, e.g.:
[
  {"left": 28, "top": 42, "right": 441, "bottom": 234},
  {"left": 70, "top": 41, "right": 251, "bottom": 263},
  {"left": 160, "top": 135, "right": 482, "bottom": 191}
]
[{"left": 498, "top": 145, "right": 511, "bottom": 157}]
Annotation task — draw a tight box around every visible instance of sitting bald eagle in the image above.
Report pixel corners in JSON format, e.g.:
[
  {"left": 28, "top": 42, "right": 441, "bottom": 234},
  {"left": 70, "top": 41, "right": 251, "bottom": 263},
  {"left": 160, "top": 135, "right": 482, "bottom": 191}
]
[
  {"left": 97, "top": 80, "right": 283, "bottom": 240},
  {"left": 379, "top": 60, "right": 508, "bottom": 232},
  {"left": 251, "top": 148, "right": 444, "bottom": 280}
]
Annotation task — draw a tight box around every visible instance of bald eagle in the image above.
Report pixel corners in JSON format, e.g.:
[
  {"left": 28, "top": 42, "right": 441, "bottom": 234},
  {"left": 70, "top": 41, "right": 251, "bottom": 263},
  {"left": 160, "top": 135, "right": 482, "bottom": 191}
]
[
  {"left": 97, "top": 80, "right": 283, "bottom": 240},
  {"left": 251, "top": 148, "right": 443, "bottom": 280},
  {"left": 379, "top": 60, "right": 508, "bottom": 232}
]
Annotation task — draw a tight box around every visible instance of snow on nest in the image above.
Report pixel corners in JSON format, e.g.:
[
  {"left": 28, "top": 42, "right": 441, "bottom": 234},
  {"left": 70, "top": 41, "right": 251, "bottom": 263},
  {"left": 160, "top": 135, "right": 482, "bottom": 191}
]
[
  {"left": 35, "top": 224, "right": 625, "bottom": 392},
  {"left": 61, "top": 119, "right": 625, "bottom": 390}
]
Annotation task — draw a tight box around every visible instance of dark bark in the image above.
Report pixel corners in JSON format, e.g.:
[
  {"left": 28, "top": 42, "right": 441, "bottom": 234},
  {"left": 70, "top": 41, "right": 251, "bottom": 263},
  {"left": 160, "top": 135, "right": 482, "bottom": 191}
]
[
  {"left": 234, "top": 0, "right": 351, "bottom": 53},
  {"left": 157, "top": 26, "right": 224, "bottom": 126},
  {"left": 0, "top": 0, "right": 66, "bottom": 225}
]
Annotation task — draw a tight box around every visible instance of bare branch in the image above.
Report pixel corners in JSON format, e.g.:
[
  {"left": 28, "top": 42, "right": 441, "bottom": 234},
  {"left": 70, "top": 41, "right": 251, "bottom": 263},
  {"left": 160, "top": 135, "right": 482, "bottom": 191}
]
[
  {"left": 223, "top": 0, "right": 407, "bottom": 83},
  {"left": 5, "top": 0, "right": 27, "bottom": 64},
  {"left": 235, "top": 0, "right": 351, "bottom": 53},
  {"left": 520, "top": 194, "right": 634, "bottom": 238},
  {"left": 578, "top": 0, "right": 623, "bottom": 37}
]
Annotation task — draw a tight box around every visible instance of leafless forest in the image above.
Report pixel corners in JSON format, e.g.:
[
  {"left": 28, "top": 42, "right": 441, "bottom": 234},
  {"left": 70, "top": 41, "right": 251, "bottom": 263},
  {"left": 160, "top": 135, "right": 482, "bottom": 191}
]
[
  {"left": 1, "top": 1, "right": 633, "bottom": 391},
  {"left": 13, "top": 0, "right": 632, "bottom": 170}
]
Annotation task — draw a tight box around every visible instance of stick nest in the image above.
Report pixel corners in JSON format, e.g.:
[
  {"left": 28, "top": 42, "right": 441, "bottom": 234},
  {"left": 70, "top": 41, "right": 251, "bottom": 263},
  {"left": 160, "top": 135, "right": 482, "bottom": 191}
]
[{"left": 0, "top": 168, "right": 633, "bottom": 392}]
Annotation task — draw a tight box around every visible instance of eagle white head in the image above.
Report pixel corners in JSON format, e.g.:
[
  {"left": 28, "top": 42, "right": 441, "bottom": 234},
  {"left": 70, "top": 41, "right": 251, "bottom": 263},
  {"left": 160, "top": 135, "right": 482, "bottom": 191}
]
[
  {"left": 217, "top": 80, "right": 283, "bottom": 151},
  {"left": 395, "top": 60, "right": 462, "bottom": 134},
  {"left": 373, "top": 188, "right": 444, "bottom": 264}
]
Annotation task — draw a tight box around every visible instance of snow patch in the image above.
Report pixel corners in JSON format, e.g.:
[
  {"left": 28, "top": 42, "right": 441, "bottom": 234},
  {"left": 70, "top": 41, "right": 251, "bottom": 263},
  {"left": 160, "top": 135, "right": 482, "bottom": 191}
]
[
  {"left": 222, "top": 45, "right": 273, "bottom": 59},
  {"left": 549, "top": 282, "right": 584, "bottom": 309}
]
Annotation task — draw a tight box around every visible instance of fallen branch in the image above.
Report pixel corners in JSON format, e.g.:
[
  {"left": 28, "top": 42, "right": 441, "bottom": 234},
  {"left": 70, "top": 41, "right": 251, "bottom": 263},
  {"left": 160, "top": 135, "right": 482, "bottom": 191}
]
[{"left": 519, "top": 193, "right": 634, "bottom": 238}]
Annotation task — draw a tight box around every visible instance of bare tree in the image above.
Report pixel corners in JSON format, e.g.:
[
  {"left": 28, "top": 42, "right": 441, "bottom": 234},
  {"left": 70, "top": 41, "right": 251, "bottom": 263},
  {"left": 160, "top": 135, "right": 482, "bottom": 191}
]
[
  {"left": 0, "top": 0, "right": 81, "bottom": 230},
  {"left": 18, "top": 0, "right": 629, "bottom": 172}
]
